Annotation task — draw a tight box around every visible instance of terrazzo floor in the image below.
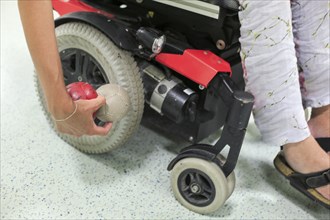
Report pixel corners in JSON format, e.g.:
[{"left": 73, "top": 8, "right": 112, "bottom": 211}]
[{"left": 1, "top": 1, "right": 329, "bottom": 219}]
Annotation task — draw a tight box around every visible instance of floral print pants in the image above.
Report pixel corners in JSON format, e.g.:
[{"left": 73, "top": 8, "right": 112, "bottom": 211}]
[{"left": 238, "top": 0, "right": 329, "bottom": 145}]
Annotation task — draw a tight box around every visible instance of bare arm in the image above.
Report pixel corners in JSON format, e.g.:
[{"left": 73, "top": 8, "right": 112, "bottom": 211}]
[
  {"left": 18, "top": 0, "right": 111, "bottom": 136},
  {"left": 18, "top": 0, "right": 71, "bottom": 116}
]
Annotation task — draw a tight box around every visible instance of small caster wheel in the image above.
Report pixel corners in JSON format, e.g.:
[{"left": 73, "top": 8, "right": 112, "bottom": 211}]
[
  {"left": 226, "top": 172, "right": 236, "bottom": 199},
  {"left": 170, "top": 158, "right": 229, "bottom": 214},
  {"left": 216, "top": 154, "right": 236, "bottom": 199}
]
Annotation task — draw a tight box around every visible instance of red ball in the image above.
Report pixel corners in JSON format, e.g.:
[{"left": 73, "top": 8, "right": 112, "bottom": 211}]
[{"left": 66, "top": 82, "right": 98, "bottom": 101}]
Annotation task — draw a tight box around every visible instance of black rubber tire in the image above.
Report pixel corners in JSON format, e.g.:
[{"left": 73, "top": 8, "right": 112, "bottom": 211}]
[{"left": 35, "top": 22, "right": 144, "bottom": 153}]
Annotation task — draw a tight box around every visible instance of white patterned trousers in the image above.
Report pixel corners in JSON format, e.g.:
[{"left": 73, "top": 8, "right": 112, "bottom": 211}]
[{"left": 238, "top": 0, "right": 330, "bottom": 145}]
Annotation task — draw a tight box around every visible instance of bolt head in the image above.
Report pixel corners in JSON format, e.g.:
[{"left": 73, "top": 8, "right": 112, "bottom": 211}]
[{"left": 190, "top": 183, "right": 201, "bottom": 194}]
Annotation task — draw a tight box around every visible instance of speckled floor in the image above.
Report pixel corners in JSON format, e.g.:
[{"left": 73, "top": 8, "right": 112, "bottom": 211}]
[{"left": 1, "top": 1, "right": 329, "bottom": 219}]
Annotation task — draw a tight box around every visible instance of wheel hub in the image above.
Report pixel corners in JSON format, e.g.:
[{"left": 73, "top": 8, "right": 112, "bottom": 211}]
[
  {"left": 60, "top": 48, "right": 108, "bottom": 89},
  {"left": 178, "top": 168, "right": 216, "bottom": 207},
  {"left": 190, "top": 183, "right": 201, "bottom": 194}
]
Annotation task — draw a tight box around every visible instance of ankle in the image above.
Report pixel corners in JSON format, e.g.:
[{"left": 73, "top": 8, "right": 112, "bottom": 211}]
[
  {"left": 310, "top": 104, "right": 329, "bottom": 118},
  {"left": 283, "top": 136, "right": 330, "bottom": 174},
  {"left": 308, "top": 105, "right": 330, "bottom": 138}
]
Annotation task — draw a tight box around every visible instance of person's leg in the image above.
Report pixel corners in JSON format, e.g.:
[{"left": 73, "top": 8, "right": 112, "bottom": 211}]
[
  {"left": 239, "top": 0, "right": 309, "bottom": 146},
  {"left": 289, "top": 0, "right": 330, "bottom": 199},
  {"left": 238, "top": 0, "right": 329, "bottom": 201},
  {"left": 291, "top": 0, "right": 330, "bottom": 139},
  {"left": 308, "top": 105, "right": 330, "bottom": 139}
]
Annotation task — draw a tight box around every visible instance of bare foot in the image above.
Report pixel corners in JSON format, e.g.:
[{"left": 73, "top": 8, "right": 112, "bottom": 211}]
[{"left": 283, "top": 136, "right": 330, "bottom": 200}]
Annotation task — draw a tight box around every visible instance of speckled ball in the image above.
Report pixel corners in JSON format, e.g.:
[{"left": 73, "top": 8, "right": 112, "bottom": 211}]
[{"left": 95, "top": 84, "right": 131, "bottom": 122}]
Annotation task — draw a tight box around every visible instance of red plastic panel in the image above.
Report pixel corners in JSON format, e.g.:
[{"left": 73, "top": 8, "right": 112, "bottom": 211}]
[
  {"left": 52, "top": 0, "right": 113, "bottom": 17},
  {"left": 155, "top": 49, "right": 232, "bottom": 88}
]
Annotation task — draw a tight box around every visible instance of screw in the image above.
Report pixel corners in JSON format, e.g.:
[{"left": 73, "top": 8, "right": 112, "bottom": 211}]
[
  {"left": 216, "top": 40, "right": 226, "bottom": 50},
  {"left": 78, "top": 76, "right": 83, "bottom": 81},
  {"left": 203, "top": 51, "right": 208, "bottom": 55},
  {"left": 199, "top": 85, "right": 205, "bottom": 90},
  {"left": 189, "top": 136, "right": 194, "bottom": 142}
]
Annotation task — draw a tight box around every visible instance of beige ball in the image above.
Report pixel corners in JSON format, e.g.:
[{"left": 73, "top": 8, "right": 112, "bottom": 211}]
[{"left": 95, "top": 84, "right": 131, "bottom": 122}]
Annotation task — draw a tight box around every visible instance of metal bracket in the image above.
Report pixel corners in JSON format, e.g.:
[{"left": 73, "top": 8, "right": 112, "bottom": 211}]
[{"left": 168, "top": 74, "right": 254, "bottom": 177}]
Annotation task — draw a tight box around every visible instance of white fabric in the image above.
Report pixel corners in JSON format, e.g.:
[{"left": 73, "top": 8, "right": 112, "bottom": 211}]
[{"left": 238, "top": 0, "right": 330, "bottom": 146}]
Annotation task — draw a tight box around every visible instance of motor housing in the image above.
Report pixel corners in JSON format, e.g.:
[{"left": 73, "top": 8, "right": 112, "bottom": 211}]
[{"left": 140, "top": 62, "right": 198, "bottom": 123}]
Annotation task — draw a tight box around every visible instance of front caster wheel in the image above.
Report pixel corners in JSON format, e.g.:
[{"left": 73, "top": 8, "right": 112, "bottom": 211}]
[
  {"left": 226, "top": 172, "right": 236, "bottom": 199},
  {"left": 170, "top": 158, "right": 230, "bottom": 214},
  {"left": 216, "top": 154, "right": 236, "bottom": 199}
]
